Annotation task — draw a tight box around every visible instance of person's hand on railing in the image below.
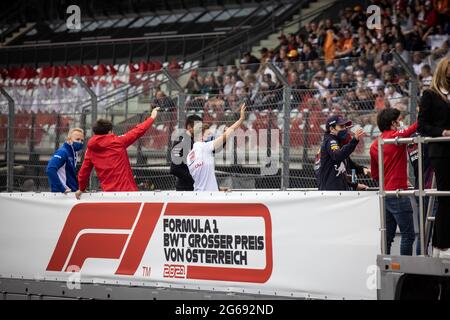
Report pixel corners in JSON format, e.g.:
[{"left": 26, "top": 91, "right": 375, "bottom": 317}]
[
  {"left": 356, "top": 183, "right": 369, "bottom": 191},
  {"left": 75, "top": 190, "right": 83, "bottom": 200},
  {"left": 442, "top": 129, "right": 450, "bottom": 137},
  {"left": 64, "top": 188, "right": 71, "bottom": 194},
  {"left": 363, "top": 167, "right": 371, "bottom": 177}
]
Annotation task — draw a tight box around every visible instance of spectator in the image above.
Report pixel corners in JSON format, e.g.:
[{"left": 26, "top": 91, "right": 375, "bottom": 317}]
[
  {"left": 394, "top": 41, "right": 411, "bottom": 65},
  {"left": 170, "top": 115, "right": 202, "bottom": 191},
  {"left": 350, "top": 5, "right": 365, "bottom": 30},
  {"left": 214, "top": 64, "right": 226, "bottom": 86},
  {"left": 370, "top": 108, "right": 418, "bottom": 256},
  {"left": 185, "top": 70, "right": 201, "bottom": 94},
  {"left": 241, "top": 52, "right": 260, "bottom": 73},
  {"left": 425, "top": 24, "right": 449, "bottom": 50},
  {"left": 335, "top": 29, "right": 353, "bottom": 58},
  {"left": 417, "top": 57, "right": 450, "bottom": 259},
  {"left": 47, "top": 128, "right": 84, "bottom": 193},
  {"left": 385, "top": 84, "right": 403, "bottom": 107},
  {"left": 318, "top": 115, "right": 367, "bottom": 191},
  {"left": 413, "top": 52, "right": 426, "bottom": 76},
  {"left": 222, "top": 74, "right": 234, "bottom": 96},
  {"left": 300, "top": 42, "right": 319, "bottom": 62},
  {"left": 425, "top": 42, "right": 449, "bottom": 71},
  {"left": 263, "top": 73, "right": 277, "bottom": 90},
  {"left": 201, "top": 75, "right": 220, "bottom": 95},
  {"left": 323, "top": 28, "right": 337, "bottom": 64},
  {"left": 75, "top": 107, "right": 160, "bottom": 199},
  {"left": 367, "top": 72, "right": 384, "bottom": 94},
  {"left": 374, "top": 86, "right": 387, "bottom": 111},
  {"left": 420, "top": 64, "right": 433, "bottom": 88},
  {"left": 188, "top": 104, "right": 246, "bottom": 191}
]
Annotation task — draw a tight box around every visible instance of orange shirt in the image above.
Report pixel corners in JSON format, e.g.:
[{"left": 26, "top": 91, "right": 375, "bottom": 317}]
[{"left": 323, "top": 30, "right": 336, "bottom": 64}]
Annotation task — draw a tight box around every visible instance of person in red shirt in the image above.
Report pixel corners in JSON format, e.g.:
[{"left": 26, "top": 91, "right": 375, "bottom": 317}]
[
  {"left": 75, "top": 107, "right": 160, "bottom": 199},
  {"left": 370, "top": 108, "right": 418, "bottom": 255}
]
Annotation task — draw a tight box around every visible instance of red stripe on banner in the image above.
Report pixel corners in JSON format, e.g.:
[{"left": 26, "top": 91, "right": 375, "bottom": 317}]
[
  {"left": 115, "top": 203, "right": 164, "bottom": 275},
  {"left": 164, "top": 203, "right": 273, "bottom": 283},
  {"left": 65, "top": 233, "right": 129, "bottom": 271}
]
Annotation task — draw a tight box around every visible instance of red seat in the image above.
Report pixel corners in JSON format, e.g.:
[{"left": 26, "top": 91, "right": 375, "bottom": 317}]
[
  {"left": 108, "top": 64, "right": 117, "bottom": 76},
  {"left": 94, "top": 64, "right": 108, "bottom": 76}
]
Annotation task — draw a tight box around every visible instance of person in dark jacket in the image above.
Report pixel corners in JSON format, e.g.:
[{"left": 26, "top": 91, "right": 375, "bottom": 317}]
[
  {"left": 407, "top": 131, "right": 437, "bottom": 255},
  {"left": 315, "top": 131, "right": 370, "bottom": 189},
  {"left": 318, "top": 115, "right": 367, "bottom": 191},
  {"left": 46, "top": 128, "right": 84, "bottom": 193},
  {"left": 417, "top": 57, "right": 450, "bottom": 259},
  {"left": 170, "top": 115, "right": 202, "bottom": 191}
]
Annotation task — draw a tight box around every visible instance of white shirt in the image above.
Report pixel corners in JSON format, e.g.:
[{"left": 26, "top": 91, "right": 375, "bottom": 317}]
[
  {"left": 187, "top": 141, "right": 219, "bottom": 191},
  {"left": 427, "top": 34, "right": 449, "bottom": 51},
  {"left": 367, "top": 79, "right": 384, "bottom": 94},
  {"left": 413, "top": 62, "right": 425, "bottom": 76}
]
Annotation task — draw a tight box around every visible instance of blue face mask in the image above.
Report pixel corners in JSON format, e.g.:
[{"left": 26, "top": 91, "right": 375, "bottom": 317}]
[
  {"left": 337, "top": 129, "right": 347, "bottom": 140},
  {"left": 72, "top": 141, "right": 84, "bottom": 152}
]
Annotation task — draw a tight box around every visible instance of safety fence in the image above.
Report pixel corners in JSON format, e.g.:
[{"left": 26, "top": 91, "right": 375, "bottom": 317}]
[{"left": 0, "top": 53, "right": 422, "bottom": 192}]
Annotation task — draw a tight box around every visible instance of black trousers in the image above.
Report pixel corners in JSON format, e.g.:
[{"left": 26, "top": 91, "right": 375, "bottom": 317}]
[{"left": 430, "top": 158, "right": 450, "bottom": 249}]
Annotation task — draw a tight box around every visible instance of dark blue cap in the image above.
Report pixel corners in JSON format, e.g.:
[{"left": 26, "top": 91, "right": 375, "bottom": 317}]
[{"left": 326, "top": 115, "right": 352, "bottom": 130}]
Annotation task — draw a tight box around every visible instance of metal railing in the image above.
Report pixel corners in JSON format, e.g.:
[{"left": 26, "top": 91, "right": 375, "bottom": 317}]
[{"left": 378, "top": 136, "right": 450, "bottom": 256}]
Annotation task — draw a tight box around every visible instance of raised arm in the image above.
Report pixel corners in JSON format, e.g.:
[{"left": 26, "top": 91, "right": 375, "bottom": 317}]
[
  {"left": 213, "top": 103, "right": 246, "bottom": 151},
  {"left": 117, "top": 107, "right": 160, "bottom": 148}
]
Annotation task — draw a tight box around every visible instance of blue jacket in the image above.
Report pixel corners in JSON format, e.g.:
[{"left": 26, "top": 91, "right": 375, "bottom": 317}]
[{"left": 46, "top": 142, "right": 79, "bottom": 192}]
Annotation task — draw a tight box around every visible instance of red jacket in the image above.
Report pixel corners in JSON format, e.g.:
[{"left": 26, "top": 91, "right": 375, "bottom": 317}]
[
  {"left": 78, "top": 117, "right": 155, "bottom": 192},
  {"left": 370, "top": 122, "right": 418, "bottom": 191}
]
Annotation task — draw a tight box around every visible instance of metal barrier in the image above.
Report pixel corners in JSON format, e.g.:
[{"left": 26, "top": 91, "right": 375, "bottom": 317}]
[{"left": 378, "top": 136, "right": 450, "bottom": 256}]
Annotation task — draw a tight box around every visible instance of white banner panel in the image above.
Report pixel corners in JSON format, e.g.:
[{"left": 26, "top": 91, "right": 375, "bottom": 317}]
[{"left": 0, "top": 191, "right": 380, "bottom": 299}]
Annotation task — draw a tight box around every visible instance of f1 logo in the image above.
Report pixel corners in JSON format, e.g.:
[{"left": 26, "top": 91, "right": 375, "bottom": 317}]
[
  {"left": 47, "top": 202, "right": 273, "bottom": 283},
  {"left": 46, "top": 202, "right": 162, "bottom": 275}
]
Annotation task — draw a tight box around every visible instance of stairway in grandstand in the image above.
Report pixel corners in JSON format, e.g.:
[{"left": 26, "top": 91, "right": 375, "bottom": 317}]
[
  {"left": 253, "top": 0, "right": 337, "bottom": 56},
  {"left": 248, "top": 0, "right": 338, "bottom": 61},
  {"left": 0, "top": 22, "right": 35, "bottom": 47}
]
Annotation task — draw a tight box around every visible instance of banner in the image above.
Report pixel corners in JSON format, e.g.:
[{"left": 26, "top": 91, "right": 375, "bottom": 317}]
[{"left": 0, "top": 191, "right": 380, "bottom": 299}]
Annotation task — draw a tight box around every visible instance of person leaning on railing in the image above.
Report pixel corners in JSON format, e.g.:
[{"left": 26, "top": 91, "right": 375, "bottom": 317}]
[
  {"left": 46, "top": 128, "right": 85, "bottom": 193},
  {"left": 417, "top": 56, "right": 450, "bottom": 259},
  {"left": 370, "top": 108, "right": 418, "bottom": 256}
]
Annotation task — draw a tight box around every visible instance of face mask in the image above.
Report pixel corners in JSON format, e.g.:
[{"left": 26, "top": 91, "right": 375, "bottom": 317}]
[
  {"left": 72, "top": 141, "right": 84, "bottom": 152},
  {"left": 204, "top": 135, "right": 215, "bottom": 142},
  {"left": 337, "top": 129, "right": 348, "bottom": 140}
]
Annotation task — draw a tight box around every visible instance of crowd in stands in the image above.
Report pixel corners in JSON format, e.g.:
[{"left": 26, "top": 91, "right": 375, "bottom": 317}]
[{"left": 182, "top": 0, "right": 450, "bottom": 150}]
